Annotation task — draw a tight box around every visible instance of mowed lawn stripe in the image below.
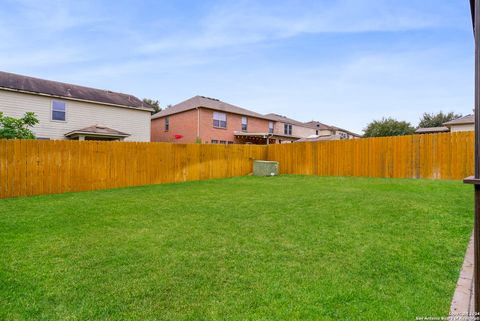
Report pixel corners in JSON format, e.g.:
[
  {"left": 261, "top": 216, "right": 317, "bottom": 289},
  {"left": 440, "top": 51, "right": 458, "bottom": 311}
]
[{"left": 0, "top": 175, "right": 473, "bottom": 320}]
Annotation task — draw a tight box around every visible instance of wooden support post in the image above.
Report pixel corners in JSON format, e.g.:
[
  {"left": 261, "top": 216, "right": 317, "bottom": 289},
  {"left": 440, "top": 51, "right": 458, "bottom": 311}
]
[{"left": 465, "top": 0, "right": 480, "bottom": 313}]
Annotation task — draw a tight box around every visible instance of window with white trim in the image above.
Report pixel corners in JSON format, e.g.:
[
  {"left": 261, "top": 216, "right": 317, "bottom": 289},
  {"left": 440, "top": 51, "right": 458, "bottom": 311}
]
[
  {"left": 284, "top": 123, "right": 292, "bottom": 135},
  {"left": 213, "top": 112, "right": 227, "bottom": 128},
  {"left": 51, "top": 100, "right": 66, "bottom": 121},
  {"left": 211, "top": 140, "right": 219, "bottom": 144},
  {"left": 165, "top": 116, "right": 169, "bottom": 131},
  {"left": 241, "top": 116, "right": 248, "bottom": 131},
  {"left": 269, "top": 121, "right": 274, "bottom": 134}
]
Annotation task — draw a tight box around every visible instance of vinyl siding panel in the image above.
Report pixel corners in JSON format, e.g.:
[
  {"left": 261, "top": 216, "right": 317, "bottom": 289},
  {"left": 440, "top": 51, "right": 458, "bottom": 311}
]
[
  {"left": 273, "top": 121, "right": 316, "bottom": 137},
  {"left": 0, "top": 90, "right": 151, "bottom": 141},
  {"left": 450, "top": 124, "right": 474, "bottom": 132}
]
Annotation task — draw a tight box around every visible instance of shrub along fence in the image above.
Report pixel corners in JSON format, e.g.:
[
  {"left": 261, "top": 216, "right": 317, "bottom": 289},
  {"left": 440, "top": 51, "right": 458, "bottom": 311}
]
[{"left": 0, "top": 131, "right": 475, "bottom": 199}]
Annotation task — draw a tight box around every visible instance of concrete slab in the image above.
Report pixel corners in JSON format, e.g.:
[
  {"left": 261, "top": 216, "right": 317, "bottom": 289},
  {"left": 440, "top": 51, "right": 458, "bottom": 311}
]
[{"left": 450, "top": 233, "right": 474, "bottom": 318}]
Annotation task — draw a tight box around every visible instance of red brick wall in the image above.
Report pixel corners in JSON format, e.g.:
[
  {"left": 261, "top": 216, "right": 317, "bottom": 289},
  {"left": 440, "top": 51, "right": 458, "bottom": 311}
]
[
  {"left": 151, "top": 107, "right": 271, "bottom": 144},
  {"left": 151, "top": 109, "right": 199, "bottom": 143},
  {"left": 198, "top": 109, "right": 270, "bottom": 143}
]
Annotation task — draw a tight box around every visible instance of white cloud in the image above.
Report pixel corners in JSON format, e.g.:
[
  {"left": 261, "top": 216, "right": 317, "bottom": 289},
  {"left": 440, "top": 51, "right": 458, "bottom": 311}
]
[{"left": 140, "top": 0, "right": 449, "bottom": 53}]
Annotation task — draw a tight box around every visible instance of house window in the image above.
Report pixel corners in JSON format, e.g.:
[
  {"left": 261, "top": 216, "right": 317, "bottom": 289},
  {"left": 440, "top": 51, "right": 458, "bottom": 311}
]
[
  {"left": 220, "top": 140, "right": 226, "bottom": 144},
  {"left": 51, "top": 100, "right": 66, "bottom": 121},
  {"left": 339, "top": 132, "right": 348, "bottom": 140},
  {"left": 284, "top": 123, "right": 292, "bottom": 135},
  {"left": 165, "top": 117, "right": 169, "bottom": 131},
  {"left": 213, "top": 112, "right": 227, "bottom": 128},
  {"left": 211, "top": 140, "right": 219, "bottom": 144},
  {"left": 316, "top": 130, "right": 319, "bottom": 135},
  {"left": 269, "top": 121, "right": 274, "bottom": 134},
  {"left": 227, "top": 141, "right": 234, "bottom": 144},
  {"left": 241, "top": 116, "right": 248, "bottom": 131}
]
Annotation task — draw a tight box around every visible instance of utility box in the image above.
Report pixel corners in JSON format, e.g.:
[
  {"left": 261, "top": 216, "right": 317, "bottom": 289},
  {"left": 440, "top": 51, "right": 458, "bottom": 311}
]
[{"left": 253, "top": 160, "right": 279, "bottom": 176}]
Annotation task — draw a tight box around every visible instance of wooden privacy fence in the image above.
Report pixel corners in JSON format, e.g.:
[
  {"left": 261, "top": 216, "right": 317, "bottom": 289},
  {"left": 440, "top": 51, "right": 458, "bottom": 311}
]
[
  {"left": 0, "top": 140, "right": 266, "bottom": 199},
  {"left": 267, "top": 131, "right": 475, "bottom": 180},
  {"left": 0, "top": 131, "right": 475, "bottom": 198}
]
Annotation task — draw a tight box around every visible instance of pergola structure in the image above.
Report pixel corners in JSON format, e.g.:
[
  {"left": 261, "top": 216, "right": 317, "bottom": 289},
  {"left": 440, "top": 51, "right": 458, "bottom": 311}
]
[
  {"left": 464, "top": 0, "right": 480, "bottom": 312},
  {"left": 233, "top": 131, "right": 300, "bottom": 145}
]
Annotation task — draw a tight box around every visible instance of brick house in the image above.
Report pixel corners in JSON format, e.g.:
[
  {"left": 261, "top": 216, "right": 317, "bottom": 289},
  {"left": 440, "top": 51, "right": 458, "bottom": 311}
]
[{"left": 151, "top": 96, "right": 300, "bottom": 144}]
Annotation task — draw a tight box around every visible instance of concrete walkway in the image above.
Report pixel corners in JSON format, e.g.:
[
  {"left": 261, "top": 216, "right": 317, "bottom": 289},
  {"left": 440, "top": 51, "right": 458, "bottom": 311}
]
[{"left": 450, "top": 234, "right": 474, "bottom": 317}]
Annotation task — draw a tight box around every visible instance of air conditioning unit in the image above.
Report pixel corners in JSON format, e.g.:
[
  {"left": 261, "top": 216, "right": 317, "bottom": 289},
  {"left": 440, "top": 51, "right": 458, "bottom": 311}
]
[{"left": 253, "top": 160, "right": 279, "bottom": 176}]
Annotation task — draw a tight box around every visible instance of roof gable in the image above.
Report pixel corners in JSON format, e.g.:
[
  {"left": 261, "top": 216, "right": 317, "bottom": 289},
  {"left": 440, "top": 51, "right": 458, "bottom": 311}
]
[
  {"left": 304, "top": 120, "right": 334, "bottom": 130},
  {"left": 152, "top": 96, "right": 272, "bottom": 120}
]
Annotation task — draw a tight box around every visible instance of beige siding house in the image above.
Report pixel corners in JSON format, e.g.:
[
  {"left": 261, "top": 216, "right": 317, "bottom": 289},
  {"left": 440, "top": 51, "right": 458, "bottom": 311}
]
[
  {"left": 415, "top": 115, "right": 474, "bottom": 134},
  {"left": 0, "top": 71, "right": 153, "bottom": 141},
  {"left": 264, "top": 113, "right": 317, "bottom": 143},
  {"left": 443, "top": 115, "right": 474, "bottom": 132}
]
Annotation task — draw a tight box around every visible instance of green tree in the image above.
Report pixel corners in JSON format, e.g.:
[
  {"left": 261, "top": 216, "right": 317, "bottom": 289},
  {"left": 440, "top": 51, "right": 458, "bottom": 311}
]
[
  {"left": 142, "top": 98, "right": 162, "bottom": 114},
  {"left": 418, "top": 111, "right": 462, "bottom": 128},
  {"left": 363, "top": 117, "right": 415, "bottom": 137},
  {"left": 0, "top": 112, "right": 39, "bottom": 139}
]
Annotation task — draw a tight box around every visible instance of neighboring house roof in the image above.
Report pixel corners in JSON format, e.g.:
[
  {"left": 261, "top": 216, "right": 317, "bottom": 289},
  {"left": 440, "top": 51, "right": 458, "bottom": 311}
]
[
  {"left": 304, "top": 120, "right": 333, "bottom": 130},
  {"left": 329, "top": 125, "right": 362, "bottom": 137},
  {"left": 152, "top": 96, "right": 273, "bottom": 120},
  {"left": 65, "top": 125, "right": 130, "bottom": 138},
  {"left": 415, "top": 126, "right": 450, "bottom": 134},
  {"left": 0, "top": 71, "right": 153, "bottom": 111},
  {"left": 443, "top": 114, "right": 474, "bottom": 126},
  {"left": 305, "top": 120, "right": 362, "bottom": 137},
  {"left": 263, "top": 113, "right": 311, "bottom": 127},
  {"left": 295, "top": 135, "right": 342, "bottom": 142}
]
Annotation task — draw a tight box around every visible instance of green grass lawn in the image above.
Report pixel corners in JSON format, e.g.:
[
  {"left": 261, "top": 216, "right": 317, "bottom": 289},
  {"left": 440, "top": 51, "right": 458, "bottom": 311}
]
[{"left": 0, "top": 175, "right": 473, "bottom": 321}]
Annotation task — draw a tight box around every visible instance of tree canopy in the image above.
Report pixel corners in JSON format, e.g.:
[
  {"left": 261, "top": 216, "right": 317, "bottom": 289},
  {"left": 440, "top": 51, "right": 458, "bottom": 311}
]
[
  {"left": 0, "top": 112, "right": 39, "bottom": 139},
  {"left": 418, "top": 111, "right": 462, "bottom": 128},
  {"left": 142, "top": 98, "right": 162, "bottom": 114},
  {"left": 363, "top": 117, "right": 415, "bottom": 137}
]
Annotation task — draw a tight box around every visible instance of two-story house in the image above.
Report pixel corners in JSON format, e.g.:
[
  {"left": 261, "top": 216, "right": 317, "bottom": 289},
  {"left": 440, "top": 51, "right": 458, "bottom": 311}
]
[
  {"left": 151, "top": 96, "right": 361, "bottom": 144},
  {"left": 151, "top": 96, "right": 300, "bottom": 144},
  {"left": 0, "top": 71, "right": 153, "bottom": 141}
]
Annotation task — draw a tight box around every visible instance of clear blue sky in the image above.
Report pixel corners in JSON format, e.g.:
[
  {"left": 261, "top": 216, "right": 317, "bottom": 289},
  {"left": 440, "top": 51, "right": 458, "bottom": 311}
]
[{"left": 0, "top": 0, "right": 474, "bottom": 133}]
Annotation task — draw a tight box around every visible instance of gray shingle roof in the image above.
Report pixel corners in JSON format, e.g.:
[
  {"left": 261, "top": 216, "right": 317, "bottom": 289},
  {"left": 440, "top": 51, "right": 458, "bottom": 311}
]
[
  {"left": 305, "top": 120, "right": 361, "bottom": 137},
  {"left": 415, "top": 126, "right": 450, "bottom": 134},
  {"left": 65, "top": 125, "right": 130, "bottom": 137},
  {"left": 443, "top": 114, "right": 474, "bottom": 126},
  {"left": 304, "top": 120, "right": 334, "bottom": 130},
  {"left": 263, "top": 113, "right": 311, "bottom": 127},
  {"left": 152, "top": 96, "right": 273, "bottom": 120},
  {"left": 0, "top": 71, "right": 152, "bottom": 111}
]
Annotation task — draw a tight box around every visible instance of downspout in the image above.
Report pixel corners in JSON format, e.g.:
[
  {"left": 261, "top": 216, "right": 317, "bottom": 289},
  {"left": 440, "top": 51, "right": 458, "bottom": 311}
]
[{"left": 197, "top": 107, "right": 200, "bottom": 141}]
